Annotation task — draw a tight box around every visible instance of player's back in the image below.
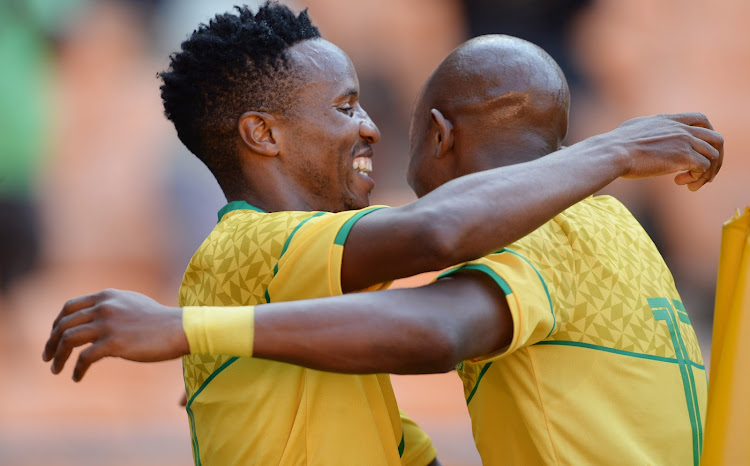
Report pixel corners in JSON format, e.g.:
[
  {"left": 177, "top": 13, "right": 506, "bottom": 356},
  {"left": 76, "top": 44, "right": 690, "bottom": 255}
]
[
  {"left": 179, "top": 202, "right": 405, "bottom": 465},
  {"left": 451, "top": 196, "right": 706, "bottom": 465}
]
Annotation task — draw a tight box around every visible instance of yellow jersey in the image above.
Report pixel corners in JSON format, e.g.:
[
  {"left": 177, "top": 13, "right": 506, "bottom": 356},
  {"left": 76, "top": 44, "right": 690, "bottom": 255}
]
[
  {"left": 179, "top": 201, "right": 435, "bottom": 465},
  {"left": 440, "top": 196, "right": 706, "bottom": 466}
]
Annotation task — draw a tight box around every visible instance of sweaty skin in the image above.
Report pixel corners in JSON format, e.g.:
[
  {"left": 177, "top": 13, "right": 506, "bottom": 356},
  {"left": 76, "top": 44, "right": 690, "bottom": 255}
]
[{"left": 43, "top": 36, "right": 723, "bottom": 381}]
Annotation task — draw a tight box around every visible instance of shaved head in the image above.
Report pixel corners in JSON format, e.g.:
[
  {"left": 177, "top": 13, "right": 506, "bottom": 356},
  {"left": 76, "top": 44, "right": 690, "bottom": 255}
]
[{"left": 407, "top": 35, "right": 570, "bottom": 196}]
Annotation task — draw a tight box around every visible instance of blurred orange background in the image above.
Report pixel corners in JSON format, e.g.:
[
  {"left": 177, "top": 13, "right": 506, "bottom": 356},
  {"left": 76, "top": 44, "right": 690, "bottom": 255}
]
[{"left": 0, "top": 0, "right": 747, "bottom": 464}]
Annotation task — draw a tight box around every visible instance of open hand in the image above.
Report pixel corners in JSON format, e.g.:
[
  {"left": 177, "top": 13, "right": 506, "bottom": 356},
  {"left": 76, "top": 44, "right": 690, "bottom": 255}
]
[{"left": 42, "top": 289, "right": 187, "bottom": 381}]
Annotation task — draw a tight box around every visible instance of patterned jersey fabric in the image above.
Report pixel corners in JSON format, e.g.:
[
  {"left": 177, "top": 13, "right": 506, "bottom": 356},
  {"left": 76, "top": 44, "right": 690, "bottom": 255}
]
[
  {"left": 440, "top": 195, "right": 706, "bottom": 466},
  {"left": 179, "top": 201, "right": 435, "bottom": 466}
]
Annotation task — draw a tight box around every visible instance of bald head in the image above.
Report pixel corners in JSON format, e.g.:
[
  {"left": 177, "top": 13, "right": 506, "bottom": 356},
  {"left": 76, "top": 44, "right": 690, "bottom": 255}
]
[{"left": 407, "top": 35, "right": 570, "bottom": 195}]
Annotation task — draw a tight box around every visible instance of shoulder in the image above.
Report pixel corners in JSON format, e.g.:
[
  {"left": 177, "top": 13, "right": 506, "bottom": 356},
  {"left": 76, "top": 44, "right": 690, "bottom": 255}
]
[{"left": 217, "top": 209, "right": 326, "bottom": 240}]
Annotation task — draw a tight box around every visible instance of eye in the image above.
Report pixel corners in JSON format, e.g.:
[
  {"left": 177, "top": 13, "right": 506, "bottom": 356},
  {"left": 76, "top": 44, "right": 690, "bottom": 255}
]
[{"left": 337, "top": 105, "right": 354, "bottom": 117}]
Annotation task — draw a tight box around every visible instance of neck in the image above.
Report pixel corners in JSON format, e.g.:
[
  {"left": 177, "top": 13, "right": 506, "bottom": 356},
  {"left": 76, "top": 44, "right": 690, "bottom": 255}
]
[
  {"left": 457, "top": 132, "right": 559, "bottom": 176},
  {"left": 222, "top": 162, "right": 318, "bottom": 213}
]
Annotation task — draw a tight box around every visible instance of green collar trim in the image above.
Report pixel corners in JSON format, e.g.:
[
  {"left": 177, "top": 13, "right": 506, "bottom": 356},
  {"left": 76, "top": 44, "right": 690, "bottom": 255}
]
[{"left": 217, "top": 200, "right": 265, "bottom": 222}]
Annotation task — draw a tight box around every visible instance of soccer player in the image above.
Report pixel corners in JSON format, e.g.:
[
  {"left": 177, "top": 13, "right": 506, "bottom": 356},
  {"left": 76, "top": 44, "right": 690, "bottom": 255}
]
[{"left": 44, "top": 5, "right": 722, "bottom": 466}]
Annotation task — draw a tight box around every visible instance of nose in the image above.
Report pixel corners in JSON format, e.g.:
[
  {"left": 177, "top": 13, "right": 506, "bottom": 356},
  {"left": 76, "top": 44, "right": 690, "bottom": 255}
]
[{"left": 358, "top": 107, "right": 381, "bottom": 144}]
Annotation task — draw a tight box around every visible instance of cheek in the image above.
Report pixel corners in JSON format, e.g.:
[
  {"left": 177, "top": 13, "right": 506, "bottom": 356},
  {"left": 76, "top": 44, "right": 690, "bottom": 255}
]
[
  {"left": 407, "top": 157, "right": 428, "bottom": 195},
  {"left": 406, "top": 157, "right": 418, "bottom": 187}
]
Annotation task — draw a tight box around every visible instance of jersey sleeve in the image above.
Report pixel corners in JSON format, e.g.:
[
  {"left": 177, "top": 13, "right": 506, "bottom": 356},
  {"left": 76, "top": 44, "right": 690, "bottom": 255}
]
[
  {"left": 267, "top": 206, "right": 391, "bottom": 302},
  {"left": 400, "top": 409, "right": 437, "bottom": 466},
  {"left": 438, "top": 250, "right": 558, "bottom": 362}
]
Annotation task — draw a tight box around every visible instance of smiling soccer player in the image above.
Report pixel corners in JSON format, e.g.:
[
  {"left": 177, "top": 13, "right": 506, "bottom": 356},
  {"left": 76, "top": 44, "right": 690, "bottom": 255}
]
[{"left": 43, "top": 4, "right": 722, "bottom": 466}]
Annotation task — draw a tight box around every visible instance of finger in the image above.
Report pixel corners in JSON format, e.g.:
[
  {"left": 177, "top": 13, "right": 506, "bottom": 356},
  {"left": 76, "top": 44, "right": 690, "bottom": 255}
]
[
  {"left": 685, "top": 126, "right": 724, "bottom": 181},
  {"left": 672, "top": 139, "right": 712, "bottom": 186},
  {"left": 52, "top": 292, "right": 105, "bottom": 330},
  {"left": 668, "top": 112, "right": 713, "bottom": 130},
  {"left": 675, "top": 165, "right": 709, "bottom": 191},
  {"left": 44, "top": 307, "right": 96, "bottom": 361},
  {"left": 73, "top": 342, "right": 112, "bottom": 382},
  {"left": 687, "top": 179, "right": 704, "bottom": 191},
  {"left": 703, "top": 130, "right": 723, "bottom": 182},
  {"left": 674, "top": 171, "right": 697, "bottom": 186},
  {"left": 674, "top": 171, "right": 707, "bottom": 191},
  {"left": 51, "top": 323, "right": 100, "bottom": 374},
  {"left": 685, "top": 125, "right": 723, "bottom": 146},
  {"left": 689, "top": 137, "right": 720, "bottom": 185}
]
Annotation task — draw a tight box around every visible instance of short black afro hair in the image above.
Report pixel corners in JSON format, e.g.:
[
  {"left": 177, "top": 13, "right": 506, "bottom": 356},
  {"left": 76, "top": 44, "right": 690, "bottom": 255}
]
[{"left": 158, "top": 2, "right": 320, "bottom": 187}]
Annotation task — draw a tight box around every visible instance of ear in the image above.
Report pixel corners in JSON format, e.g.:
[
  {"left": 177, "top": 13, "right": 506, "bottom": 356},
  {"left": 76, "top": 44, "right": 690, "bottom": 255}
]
[
  {"left": 430, "top": 108, "right": 454, "bottom": 159},
  {"left": 238, "top": 111, "right": 280, "bottom": 157}
]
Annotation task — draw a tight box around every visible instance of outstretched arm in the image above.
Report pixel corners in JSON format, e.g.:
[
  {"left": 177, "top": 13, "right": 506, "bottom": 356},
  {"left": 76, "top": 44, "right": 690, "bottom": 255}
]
[
  {"left": 340, "top": 113, "right": 723, "bottom": 292},
  {"left": 254, "top": 270, "right": 510, "bottom": 374},
  {"left": 43, "top": 272, "right": 510, "bottom": 380}
]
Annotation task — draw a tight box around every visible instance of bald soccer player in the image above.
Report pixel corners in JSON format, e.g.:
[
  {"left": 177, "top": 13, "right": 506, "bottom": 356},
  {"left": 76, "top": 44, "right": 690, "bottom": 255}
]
[{"left": 45, "top": 12, "right": 722, "bottom": 466}]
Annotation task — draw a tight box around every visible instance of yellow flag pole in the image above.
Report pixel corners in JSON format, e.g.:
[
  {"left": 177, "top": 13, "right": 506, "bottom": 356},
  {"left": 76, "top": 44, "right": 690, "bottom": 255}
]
[{"left": 702, "top": 207, "right": 750, "bottom": 465}]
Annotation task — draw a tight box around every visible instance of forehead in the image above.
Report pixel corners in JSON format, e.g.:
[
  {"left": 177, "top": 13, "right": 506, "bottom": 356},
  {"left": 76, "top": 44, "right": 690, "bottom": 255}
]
[{"left": 286, "top": 39, "right": 359, "bottom": 98}]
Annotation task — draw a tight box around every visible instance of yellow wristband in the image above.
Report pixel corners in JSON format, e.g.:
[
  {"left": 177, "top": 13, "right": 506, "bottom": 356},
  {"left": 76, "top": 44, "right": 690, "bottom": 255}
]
[{"left": 182, "top": 306, "right": 255, "bottom": 357}]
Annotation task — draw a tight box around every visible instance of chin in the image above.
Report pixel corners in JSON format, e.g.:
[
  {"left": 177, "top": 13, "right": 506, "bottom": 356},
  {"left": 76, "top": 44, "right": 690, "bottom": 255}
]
[{"left": 345, "top": 194, "right": 371, "bottom": 211}]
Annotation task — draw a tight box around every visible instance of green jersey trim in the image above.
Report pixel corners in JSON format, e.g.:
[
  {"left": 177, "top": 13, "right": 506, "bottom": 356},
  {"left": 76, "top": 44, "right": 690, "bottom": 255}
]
[
  {"left": 439, "top": 265, "right": 507, "bottom": 406},
  {"left": 273, "top": 211, "right": 326, "bottom": 276},
  {"left": 398, "top": 430, "right": 405, "bottom": 457},
  {"left": 217, "top": 200, "right": 265, "bottom": 222},
  {"left": 466, "top": 362, "right": 493, "bottom": 405},
  {"left": 671, "top": 300, "right": 703, "bottom": 453},
  {"left": 186, "top": 356, "right": 240, "bottom": 466},
  {"left": 498, "top": 248, "right": 556, "bottom": 337},
  {"left": 466, "top": 337, "right": 707, "bottom": 406},
  {"left": 182, "top": 360, "right": 199, "bottom": 464},
  {"left": 648, "top": 297, "right": 702, "bottom": 466},
  {"left": 437, "top": 264, "right": 513, "bottom": 296},
  {"left": 534, "top": 340, "right": 705, "bottom": 370},
  {"left": 333, "top": 206, "right": 388, "bottom": 246}
]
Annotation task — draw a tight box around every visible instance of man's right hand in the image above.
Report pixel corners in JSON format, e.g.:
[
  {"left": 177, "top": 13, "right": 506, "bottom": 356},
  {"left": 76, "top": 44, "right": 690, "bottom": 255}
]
[{"left": 600, "top": 112, "right": 724, "bottom": 190}]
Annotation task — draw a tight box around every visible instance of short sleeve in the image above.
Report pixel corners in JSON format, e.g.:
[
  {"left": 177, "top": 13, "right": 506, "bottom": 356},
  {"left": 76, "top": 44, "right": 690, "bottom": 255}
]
[
  {"left": 267, "top": 206, "right": 391, "bottom": 302},
  {"left": 400, "top": 409, "right": 437, "bottom": 466},
  {"left": 438, "top": 250, "right": 557, "bottom": 362}
]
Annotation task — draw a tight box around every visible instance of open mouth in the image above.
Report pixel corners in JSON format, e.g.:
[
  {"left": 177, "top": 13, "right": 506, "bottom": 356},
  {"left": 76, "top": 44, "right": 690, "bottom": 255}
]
[{"left": 352, "top": 156, "right": 372, "bottom": 175}]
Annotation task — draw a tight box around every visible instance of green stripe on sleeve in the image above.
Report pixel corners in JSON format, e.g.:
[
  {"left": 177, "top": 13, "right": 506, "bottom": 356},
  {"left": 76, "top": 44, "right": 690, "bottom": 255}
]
[
  {"left": 438, "top": 264, "right": 513, "bottom": 295},
  {"left": 333, "top": 206, "right": 388, "bottom": 246},
  {"left": 499, "top": 248, "right": 556, "bottom": 337}
]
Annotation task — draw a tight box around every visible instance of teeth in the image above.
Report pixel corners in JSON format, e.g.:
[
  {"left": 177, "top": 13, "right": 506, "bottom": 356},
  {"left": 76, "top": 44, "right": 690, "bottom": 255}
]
[{"left": 352, "top": 156, "right": 372, "bottom": 173}]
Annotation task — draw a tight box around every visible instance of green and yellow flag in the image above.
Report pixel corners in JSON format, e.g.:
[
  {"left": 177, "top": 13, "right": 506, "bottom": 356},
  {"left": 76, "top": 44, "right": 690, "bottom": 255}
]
[{"left": 702, "top": 207, "right": 750, "bottom": 465}]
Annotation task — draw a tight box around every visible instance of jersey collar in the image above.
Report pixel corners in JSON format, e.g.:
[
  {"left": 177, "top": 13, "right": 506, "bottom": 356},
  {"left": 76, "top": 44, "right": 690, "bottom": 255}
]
[{"left": 217, "top": 200, "right": 265, "bottom": 222}]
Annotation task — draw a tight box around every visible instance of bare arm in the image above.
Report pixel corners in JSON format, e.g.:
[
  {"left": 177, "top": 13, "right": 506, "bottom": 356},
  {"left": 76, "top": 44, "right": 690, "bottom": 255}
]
[
  {"left": 341, "top": 113, "right": 723, "bottom": 292},
  {"left": 253, "top": 270, "right": 511, "bottom": 374},
  {"left": 43, "top": 272, "right": 510, "bottom": 379}
]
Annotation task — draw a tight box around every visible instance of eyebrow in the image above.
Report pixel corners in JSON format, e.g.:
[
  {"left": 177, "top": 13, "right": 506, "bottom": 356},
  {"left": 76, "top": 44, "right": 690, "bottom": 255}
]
[{"left": 337, "top": 88, "right": 358, "bottom": 101}]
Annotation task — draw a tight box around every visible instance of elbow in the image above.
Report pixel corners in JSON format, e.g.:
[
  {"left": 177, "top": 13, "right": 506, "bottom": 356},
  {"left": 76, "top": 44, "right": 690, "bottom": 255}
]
[
  {"left": 412, "top": 209, "right": 465, "bottom": 271},
  {"left": 401, "top": 319, "right": 465, "bottom": 374},
  {"left": 427, "top": 340, "right": 463, "bottom": 373}
]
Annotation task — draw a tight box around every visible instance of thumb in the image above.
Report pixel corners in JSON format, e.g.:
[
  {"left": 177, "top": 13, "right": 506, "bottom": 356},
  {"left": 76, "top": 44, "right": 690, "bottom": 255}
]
[{"left": 674, "top": 171, "right": 700, "bottom": 186}]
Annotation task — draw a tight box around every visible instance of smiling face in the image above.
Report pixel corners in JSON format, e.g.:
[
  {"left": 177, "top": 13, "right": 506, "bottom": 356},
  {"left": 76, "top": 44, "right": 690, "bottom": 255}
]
[{"left": 278, "top": 39, "right": 380, "bottom": 212}]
